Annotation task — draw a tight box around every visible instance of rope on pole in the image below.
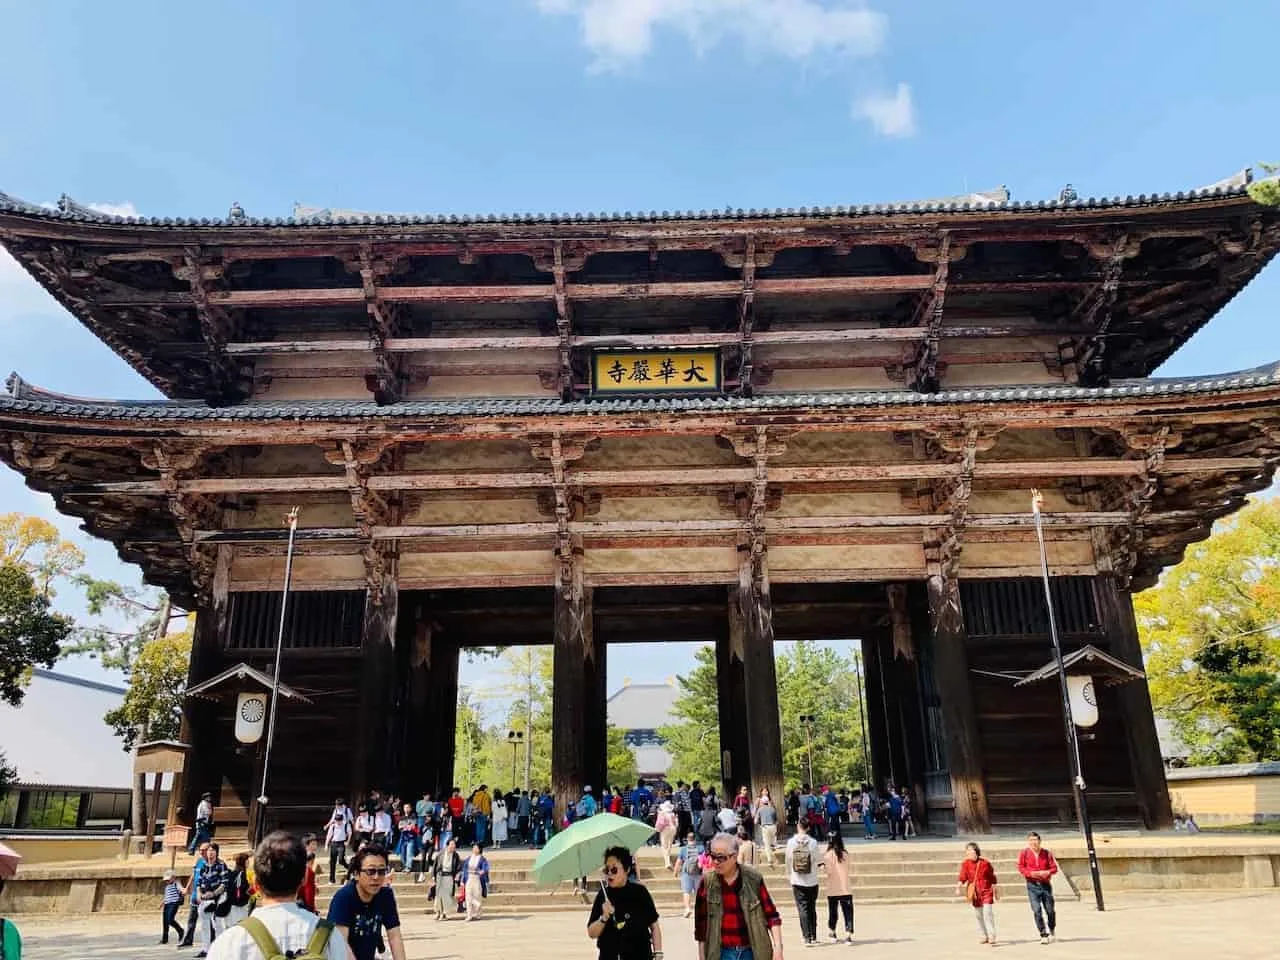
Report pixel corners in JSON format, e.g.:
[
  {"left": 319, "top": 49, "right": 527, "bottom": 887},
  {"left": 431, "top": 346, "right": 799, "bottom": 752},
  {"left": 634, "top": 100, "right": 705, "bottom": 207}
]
[{"left": 255, "top": 506, "right": 299, "bottom": 846}]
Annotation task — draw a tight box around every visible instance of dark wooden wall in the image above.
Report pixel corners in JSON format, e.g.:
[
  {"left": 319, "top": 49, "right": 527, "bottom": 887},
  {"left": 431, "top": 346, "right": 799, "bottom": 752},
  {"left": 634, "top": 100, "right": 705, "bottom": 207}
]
[{"left": 959, "top": 578, "right": 1140, "bottom": 829}]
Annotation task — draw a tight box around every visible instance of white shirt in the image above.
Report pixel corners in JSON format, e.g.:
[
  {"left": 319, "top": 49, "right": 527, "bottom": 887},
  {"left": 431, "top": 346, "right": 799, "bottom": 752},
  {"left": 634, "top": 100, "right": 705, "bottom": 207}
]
[
  {"left": 786, "top": 834, "right": 820, "bottom": 887},
  {"left": 326, "top": 807, "right": 352, "bottom": 843},
  {"left": 197, "top": 799, "right": 213, "bottom": 820},
  {"left": 716, "top": 807, "right": 738, "bottom": 831},
  {"left": 374, "top": 810, "right": 392, "bottom": 834},
  {"left": 206, "top": 902, "right": 349, "bottom": 960},
  {"left": 493, "top": 799, "right": 508, "bottom": 821}
]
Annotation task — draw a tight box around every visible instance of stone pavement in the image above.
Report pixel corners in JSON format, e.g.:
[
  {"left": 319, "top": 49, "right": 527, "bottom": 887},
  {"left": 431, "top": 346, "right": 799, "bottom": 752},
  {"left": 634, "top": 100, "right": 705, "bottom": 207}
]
[{"left": 11, "top": 889, "right": 1280, "bottom": 960}]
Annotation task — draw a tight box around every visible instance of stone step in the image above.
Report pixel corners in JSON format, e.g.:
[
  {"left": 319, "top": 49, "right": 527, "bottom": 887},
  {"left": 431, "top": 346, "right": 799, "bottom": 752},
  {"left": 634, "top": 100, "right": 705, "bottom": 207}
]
[{"left": 317, "top": 882, "right": 962, "bottom": 912}]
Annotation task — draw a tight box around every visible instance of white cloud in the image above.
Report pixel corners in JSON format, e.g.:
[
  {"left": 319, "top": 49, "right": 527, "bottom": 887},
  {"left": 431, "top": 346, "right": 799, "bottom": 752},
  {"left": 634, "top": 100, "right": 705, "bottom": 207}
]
[
  {"left": 537, "top": 0, "right": 888, "bottom": 70},
  {"left": 853, "top": 82, "right": 916, "bottom": 138},
  {"left": 86, "top": 201, "right": 139, "bottom": 218}
]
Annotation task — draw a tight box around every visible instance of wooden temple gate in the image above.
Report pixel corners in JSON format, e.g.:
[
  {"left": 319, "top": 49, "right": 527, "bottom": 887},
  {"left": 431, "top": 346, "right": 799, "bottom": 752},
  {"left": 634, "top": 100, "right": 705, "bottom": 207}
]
[{"left": 2, "top": 180, "right": 1279, "bottom": 834}]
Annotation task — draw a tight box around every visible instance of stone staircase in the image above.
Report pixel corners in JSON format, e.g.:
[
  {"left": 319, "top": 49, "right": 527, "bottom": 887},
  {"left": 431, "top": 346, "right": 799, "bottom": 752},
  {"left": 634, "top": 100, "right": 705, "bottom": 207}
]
[{"left": 315, "top": 842, "right": 1032, "bottom": 917}]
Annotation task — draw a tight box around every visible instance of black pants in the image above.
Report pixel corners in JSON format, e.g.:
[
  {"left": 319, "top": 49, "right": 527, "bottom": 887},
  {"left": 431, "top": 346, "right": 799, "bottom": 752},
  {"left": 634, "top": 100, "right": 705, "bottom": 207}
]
[
  {"left": 162, "top": 902, "right": 184, "bottom": 942},
  {"left": 180, "top": 901, "right": 199, "bottom": 945},
  {"left": 677, "top": 810, "right": 692, "bottom": 838},
  {"left": 329, "top": 841, "right": 348, "bottom": 884},
  {"left": 792, "top": 884, "right": 819, "bottom": 943},
  {"left": 1027, "top": 882, "right": 1056, "bottom": 936},
  {"left": 517, "top": 816, "right": 530, "bottom": 843},
  {"left": 827, "top": 895, "right": 853, "bottom": 934}
]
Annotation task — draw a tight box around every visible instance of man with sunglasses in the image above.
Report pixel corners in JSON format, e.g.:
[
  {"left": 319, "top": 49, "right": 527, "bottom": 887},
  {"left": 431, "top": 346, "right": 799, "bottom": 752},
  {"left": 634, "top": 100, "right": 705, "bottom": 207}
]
[
  {"left": 327, "top": 844, "right": 405, "bottom": 960},
  {"left": 695, "top": 832, "right": 784, "bottom": 960}
]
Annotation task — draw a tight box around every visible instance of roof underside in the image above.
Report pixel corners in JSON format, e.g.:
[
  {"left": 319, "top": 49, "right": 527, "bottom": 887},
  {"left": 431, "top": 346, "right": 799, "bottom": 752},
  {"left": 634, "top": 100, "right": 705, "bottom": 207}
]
[{"left": 1, "top": 183, "right": 1277, "bottom": 404}]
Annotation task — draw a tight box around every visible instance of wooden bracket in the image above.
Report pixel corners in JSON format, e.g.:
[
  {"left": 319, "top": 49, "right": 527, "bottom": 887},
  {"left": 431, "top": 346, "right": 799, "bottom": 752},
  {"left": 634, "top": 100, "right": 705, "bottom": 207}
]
[{"left": 178, "top": 247, "right": 244, "bottom": 404}]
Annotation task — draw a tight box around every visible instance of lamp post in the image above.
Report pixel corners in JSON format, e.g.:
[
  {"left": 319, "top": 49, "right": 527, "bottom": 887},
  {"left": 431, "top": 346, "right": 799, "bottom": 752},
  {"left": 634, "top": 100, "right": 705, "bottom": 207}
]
[
  {"left": 799, "top": 714, "right": 816, "bottom": 788},
  {"left": 1031, "top": 490, "right": 1105, "bottom": 911},
  {"left": 851, "top": 652, "right": 872, "bottom": 784},
  {"left": 255, "top": 506, "right": 299, "bottom": 847},
  {"left": 507, "top": 730, "right": 525, "bottom": 789}
]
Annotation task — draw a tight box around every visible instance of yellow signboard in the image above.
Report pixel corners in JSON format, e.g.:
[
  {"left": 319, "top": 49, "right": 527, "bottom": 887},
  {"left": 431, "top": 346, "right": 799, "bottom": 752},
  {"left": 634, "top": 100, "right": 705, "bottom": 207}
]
[{"left": 591, "top": 350, "right": 722, "bottom": 395}]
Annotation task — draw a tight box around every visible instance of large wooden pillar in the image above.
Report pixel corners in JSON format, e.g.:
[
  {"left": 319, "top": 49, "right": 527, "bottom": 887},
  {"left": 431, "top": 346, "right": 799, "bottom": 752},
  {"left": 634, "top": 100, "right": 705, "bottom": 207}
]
[
  {"left": 732, "top": 581, "right": 784, "bottom": 813},
  {"left": 353, "top": 578, "right": 398, "bottom": 800},
  {"left": 552, "top": 577, "right": 603, "bottom": 816},
  {"left": 861, "top": 629, "right": 892, "bottom": 791},
  {"left": 178, "top": 546, "right": 230, "bottom": 824},
  {"left": 1095, "top": 575, "right": 1173, "bottom": 829},
  {"left": 716, "top": 618, "right": 752, "bottom": 793},
  {"left": 428, "top": 628, "right": 460, "bottom": 797},
  {"left": 927, "top": 574, "right": 991, "bottom": 833}
]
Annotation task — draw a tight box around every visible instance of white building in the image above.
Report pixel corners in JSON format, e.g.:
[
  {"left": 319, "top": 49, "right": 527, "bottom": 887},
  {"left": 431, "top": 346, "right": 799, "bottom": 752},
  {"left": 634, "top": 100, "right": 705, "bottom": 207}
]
[{"left": 608, "top": 679, "right": 680, "bottom": 780}]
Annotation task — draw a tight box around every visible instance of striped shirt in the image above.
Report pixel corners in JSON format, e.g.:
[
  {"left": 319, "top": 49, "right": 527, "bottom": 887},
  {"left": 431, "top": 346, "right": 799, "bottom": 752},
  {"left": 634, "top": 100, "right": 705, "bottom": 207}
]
[{"left": 163, "top": 880, "right": 182, "bottom": 904}]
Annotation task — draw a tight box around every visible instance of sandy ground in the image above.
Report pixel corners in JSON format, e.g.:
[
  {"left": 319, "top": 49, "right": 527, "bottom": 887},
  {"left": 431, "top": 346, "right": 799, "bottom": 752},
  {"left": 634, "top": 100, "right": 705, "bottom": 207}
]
[{"left": 11, "top": 888, "right": 1280, "bottom": 959}]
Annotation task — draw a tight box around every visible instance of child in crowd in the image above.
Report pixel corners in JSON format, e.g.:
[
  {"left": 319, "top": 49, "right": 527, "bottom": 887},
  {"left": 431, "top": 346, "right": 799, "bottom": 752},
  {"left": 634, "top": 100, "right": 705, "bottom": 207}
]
[
  {"left": 160, "top": 868, "right": 185, "bottom": 944},
  {"left": 956, "top": 842, "right": 999, "bottom": 945}
]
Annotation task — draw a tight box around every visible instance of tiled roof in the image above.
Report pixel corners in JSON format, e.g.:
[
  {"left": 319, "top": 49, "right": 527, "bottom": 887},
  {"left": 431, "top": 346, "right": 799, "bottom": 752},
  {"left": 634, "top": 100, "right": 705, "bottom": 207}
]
[
  {"left": 4, "top": 364, "right": 1280, "bottom": 422},
  {"left": 0, "top": 181, "right": 1263, "bottom": 230}
]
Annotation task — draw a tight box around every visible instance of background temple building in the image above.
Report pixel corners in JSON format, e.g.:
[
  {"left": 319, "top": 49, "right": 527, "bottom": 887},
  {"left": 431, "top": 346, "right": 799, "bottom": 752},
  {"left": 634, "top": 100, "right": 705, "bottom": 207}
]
[
  {"left": 2, "top": 178, "right": 1279, "bottom": 838},
  {"left": 608, "top": 679, "right": 680, "bottom": 781}
]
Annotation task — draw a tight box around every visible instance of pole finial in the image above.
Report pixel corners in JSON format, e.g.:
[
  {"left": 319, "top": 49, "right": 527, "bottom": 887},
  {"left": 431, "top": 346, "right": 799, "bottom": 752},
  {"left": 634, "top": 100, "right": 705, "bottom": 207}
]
[
  {"left": 285, "top": 506, "right": 300, "bottom": 528},
  {"left": 1031, "top": 488, "right": 1043, "bottom": 515}
]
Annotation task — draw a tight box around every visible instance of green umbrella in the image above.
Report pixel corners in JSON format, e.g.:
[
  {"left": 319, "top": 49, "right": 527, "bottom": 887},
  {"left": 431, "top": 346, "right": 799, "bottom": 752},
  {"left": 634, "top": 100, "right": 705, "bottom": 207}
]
[{"left": 532, "top": 812, "right": 655, "bottom": 887}]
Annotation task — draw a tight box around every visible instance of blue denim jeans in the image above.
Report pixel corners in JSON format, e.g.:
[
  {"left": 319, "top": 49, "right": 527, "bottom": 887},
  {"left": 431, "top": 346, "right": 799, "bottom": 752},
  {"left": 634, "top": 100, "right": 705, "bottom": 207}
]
[
  {"left": 720, "top": 947, "right": 754, "bottom": 960},
  {"left": 1026, "top": 882, "right": 1056, "bottom": 936},
  {"left": 474, "top": 814, "right": 488, "bottom": 845}
]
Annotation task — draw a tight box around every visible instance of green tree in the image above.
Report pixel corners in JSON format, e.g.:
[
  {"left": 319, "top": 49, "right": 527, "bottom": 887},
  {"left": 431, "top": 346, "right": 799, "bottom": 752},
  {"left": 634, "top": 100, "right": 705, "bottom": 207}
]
[
  {"left": 1137, "top": 499, "right": 1280, "bottom": 764},
  {"left": 102, "top": 621, "right": 192, "bottom": 751},
  {"left": 607, "top": 725, "right": 639, "bottom": 786},
  {"left": 1247, "top": 163, "right": 1280, "bottom": 206},
  {"left": 776, "top": 641, "right": 869, "bottom": 789},
  {"left": 0, "top": 561, "right": 73, "bottom": 707},
  {"left": 659, "top": 645, "right": 723, "bottom": 786},
  {"left": 0, "top": 749, "right": 16, "bottom": 792},
  {"left": 499, "top": 647, "right": 554, "bottom": 791},
  {"left": 0, "top": 513, "right": 85, "bottom": 597}
]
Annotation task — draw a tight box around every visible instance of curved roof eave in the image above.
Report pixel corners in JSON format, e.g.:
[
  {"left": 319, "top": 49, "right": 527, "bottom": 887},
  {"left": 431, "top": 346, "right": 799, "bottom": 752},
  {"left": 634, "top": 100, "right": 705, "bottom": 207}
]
[
  {"left": 3, "top": 363, "right": 1280, "bottom": 424},
  {"left": 0, "top": 184, "right": 1265, "bottom": 233}
]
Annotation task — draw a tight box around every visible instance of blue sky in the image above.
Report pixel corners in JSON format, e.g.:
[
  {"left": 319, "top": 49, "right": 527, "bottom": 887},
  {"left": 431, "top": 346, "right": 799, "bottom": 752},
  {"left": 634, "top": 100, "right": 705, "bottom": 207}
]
[{"left": 1, "top": 1, "right": 1277, "bottom": 715}]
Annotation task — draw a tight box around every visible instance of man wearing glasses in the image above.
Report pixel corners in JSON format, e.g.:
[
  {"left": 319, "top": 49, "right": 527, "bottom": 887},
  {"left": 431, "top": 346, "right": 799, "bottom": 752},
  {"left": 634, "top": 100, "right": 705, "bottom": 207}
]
[
  {"left": 695, "top": 832, "right": 785, "bottom": 960},
  {"left": 327, "top": 844, "right": 405, "bottom": 960}
]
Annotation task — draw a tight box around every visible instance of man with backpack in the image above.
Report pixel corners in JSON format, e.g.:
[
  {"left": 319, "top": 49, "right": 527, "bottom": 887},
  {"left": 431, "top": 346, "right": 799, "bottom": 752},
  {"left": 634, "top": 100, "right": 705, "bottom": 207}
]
[
  {"left": 786, "top": 817, "right": 821, "bottom": 946},
  {"left": 206, "top": 831, "right": 348, "bottom": 960}
]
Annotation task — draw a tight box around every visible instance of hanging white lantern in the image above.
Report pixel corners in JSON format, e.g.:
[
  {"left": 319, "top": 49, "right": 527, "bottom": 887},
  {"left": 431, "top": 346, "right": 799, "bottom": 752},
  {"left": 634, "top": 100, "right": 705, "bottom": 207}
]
[
  {"left": 235, "top": 691, "right": 268, "bottom": 744},
  {"left": 1067, "top": 675, "right": 1098, "bottom": 728}
]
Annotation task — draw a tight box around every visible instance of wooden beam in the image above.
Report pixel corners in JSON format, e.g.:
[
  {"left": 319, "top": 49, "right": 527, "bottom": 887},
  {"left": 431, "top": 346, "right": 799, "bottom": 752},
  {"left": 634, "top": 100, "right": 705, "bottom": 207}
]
[
  {"left": 552, "top": 240, "right": 574, "bottom": 400},
  {"left": 909, "top": 233, "right": 953, "bottom": 392},
  {"left": 177, "top": 248, "right": 241, "bottom": 403},
  {"left": 187, "top": 509, "right": 1198, "bottom": 545},
  {"left": 736, "top": 236, "right": 757, "bottom": 395},
  {"left": 58, "top": 455, "right": 1268, "bottom": 499},
  {"left": 222, "top": 323, "right": 1089, "bottom": 357}
]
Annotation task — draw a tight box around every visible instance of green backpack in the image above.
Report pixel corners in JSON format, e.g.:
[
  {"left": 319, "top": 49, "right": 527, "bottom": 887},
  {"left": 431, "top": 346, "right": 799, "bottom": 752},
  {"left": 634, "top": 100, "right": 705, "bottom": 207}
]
[{"left": 239, "top": 916, "right": 334, "bottom": 960}]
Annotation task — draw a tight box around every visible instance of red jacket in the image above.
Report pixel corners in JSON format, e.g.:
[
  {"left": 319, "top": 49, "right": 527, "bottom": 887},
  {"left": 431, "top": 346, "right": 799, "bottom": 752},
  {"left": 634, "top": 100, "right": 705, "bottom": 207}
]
[
  {"left": 1017, "top": 847, "right": 1059, "bottom": 886},
  {"left": 297, "top": 863, "right": 317, "bottom": 912},
  {"left": 957, "top": 857, "right": 998, "bottom": 905}
]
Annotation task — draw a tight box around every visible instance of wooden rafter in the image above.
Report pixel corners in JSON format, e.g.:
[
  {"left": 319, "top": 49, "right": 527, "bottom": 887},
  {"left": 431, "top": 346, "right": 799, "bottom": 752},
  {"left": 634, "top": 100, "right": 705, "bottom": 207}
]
[
  {"left": 176, "top": 247, "right": 241, "bottom": 404},
  {"left": 140, "top": 443, "right": 219, "bottom": 596},
  {"left": 908, "top": 233, "right": 957, "bottom": 392},
  {"left": 735, "top": 236, "right": 757, "bottom": 395},
  {"left": 353, "top": 244, "right": 407, "bottom": 404},
  {"left": 552, "top": 241, "right": 574, "bottom": 400},
  {"left": 1072, "top": 234, "right": 1140, "bottom": 386},
  {"left": 327, "top": 439, "right": 396, "bottom": 603}
]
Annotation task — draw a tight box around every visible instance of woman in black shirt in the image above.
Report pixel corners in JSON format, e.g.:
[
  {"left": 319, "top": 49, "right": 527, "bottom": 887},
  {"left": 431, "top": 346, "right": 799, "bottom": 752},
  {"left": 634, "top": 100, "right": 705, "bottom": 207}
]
[{"left": 586, "top": 846, "right": 664, "bottom": 960}]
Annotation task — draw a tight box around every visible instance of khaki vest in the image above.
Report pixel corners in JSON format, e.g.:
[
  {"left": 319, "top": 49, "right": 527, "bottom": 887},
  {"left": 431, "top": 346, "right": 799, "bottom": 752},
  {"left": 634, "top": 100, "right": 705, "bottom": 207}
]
[{"left": 702, "top": 865, "right": 774, "bottom": 960}]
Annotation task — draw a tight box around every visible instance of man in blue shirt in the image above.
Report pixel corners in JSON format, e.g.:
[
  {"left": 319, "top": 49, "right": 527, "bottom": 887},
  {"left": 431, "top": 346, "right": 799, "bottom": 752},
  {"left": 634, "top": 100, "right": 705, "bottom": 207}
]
[
  {"left": 328, "top": 845, "right": 404, "bottom": 960},
  {"left": 177, "top": 841, "right": 208, "bottom": 947},
  {"left": 630, "top": 779, "right": 652, "bottom": 822}
]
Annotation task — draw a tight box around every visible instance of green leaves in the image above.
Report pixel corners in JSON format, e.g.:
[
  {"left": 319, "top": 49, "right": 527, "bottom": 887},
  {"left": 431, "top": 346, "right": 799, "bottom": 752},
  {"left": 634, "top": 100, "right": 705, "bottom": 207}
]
[
  {"left": 1138, "top": 499, "right": 1280, "bottom": 764},
  {"left": 102, "top": 624, "right": 192, "bottom": 751},
  {"left": 0, "top": 561, "right": 73, "bottom": 707},
  {"left": 661, "top": 640, "right": 870, "bottom": 790}
]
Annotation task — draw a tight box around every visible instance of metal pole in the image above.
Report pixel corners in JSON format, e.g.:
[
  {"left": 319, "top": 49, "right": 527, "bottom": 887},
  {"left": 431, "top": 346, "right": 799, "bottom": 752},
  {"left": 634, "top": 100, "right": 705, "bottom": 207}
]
[
  {"left": 852, "top": 651, "right": 872, "bottom": 783},
  {"left": 1031, "top": 491, "right": 1105, "bottom": 911},
  {"left": 256, "top": 506, "right": 300, "bottom": 846}
]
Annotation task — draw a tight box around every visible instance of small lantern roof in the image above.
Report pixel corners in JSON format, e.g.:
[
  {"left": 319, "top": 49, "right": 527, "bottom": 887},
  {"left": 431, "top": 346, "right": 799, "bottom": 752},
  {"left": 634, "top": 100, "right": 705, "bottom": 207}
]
[
  {"left": 185, "top": 661, "right": 312, "bottom": 704},
  {"left": 1014, "top": 644, "right": 1146, "bottom": 688}
]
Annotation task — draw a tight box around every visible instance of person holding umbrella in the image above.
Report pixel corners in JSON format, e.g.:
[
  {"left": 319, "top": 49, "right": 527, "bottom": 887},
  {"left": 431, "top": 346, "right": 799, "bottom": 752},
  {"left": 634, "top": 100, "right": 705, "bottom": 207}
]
[{"left": 587, "top": 846, "right": 664, "bottom": 960}]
